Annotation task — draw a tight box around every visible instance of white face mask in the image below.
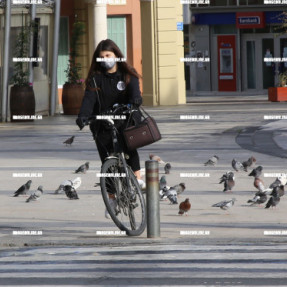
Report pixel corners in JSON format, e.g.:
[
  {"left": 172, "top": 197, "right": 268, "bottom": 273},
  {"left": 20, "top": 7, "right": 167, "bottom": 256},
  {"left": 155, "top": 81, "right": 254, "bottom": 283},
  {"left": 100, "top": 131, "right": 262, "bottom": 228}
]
[{"left": 101, "top": 57, "right": 116, "bottom": 70}]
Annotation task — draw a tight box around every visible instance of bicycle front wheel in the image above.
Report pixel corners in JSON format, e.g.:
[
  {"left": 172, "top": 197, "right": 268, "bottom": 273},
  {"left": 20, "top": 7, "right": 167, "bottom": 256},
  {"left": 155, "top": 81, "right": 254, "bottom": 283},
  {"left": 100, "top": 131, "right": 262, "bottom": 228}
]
[{"left": 100, "top": 158, "right": 146, "bottom": 236}]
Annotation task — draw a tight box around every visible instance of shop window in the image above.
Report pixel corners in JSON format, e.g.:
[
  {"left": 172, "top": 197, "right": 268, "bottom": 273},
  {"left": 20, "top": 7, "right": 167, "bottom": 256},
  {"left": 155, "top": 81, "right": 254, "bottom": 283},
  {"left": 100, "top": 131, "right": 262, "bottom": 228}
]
[
  {"left": 280, "top": 38, "right": 287, "bottom": 74},
  {"left": 8, "top": 24, "right": 48, "bottom": 84}
]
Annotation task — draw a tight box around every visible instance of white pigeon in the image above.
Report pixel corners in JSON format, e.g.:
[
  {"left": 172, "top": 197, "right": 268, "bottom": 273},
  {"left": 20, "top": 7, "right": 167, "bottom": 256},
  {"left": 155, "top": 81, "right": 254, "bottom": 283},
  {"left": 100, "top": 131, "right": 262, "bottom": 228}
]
[
  {"left": 55, "top": 177, "right": 81, "bottom": 194},
  {"left": 26, "top": 186, "right": 43, "bottom": 202}
]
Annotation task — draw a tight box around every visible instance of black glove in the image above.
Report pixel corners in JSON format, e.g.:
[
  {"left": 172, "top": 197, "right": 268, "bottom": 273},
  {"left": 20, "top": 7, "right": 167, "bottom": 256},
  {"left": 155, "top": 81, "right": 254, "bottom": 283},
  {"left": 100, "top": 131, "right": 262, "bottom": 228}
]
[{"left": 76, "top": 117, "right": 87, "bottom": 130}]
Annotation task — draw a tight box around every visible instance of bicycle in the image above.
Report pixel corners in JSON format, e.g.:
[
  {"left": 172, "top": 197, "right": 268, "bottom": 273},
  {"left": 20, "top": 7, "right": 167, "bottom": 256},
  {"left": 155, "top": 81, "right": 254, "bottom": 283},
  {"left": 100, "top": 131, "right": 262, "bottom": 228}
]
[{"left": 85, "top": 104, "right": 147, "bottom": 236}]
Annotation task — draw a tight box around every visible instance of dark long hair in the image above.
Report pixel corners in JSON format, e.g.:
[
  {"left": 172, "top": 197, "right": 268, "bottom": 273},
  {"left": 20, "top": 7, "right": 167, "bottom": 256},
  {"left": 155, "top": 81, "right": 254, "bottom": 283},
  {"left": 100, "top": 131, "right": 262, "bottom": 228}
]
[{"left": 85, "top": 39, "right": 140, "bottom": 90}]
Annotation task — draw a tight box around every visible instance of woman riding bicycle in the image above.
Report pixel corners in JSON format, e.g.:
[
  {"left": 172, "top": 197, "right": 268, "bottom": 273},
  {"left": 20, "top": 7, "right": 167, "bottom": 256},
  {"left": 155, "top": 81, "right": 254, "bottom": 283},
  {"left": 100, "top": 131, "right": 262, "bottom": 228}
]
[{"left": 76, "top": 39, "right": 145, "bottom": 218}]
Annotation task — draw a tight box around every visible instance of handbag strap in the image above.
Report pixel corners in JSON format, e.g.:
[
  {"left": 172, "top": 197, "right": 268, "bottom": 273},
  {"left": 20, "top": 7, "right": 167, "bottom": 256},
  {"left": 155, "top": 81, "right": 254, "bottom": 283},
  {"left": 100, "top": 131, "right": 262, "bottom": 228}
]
[
  {"left": 92, "top": 77, "right": 102, "bottom": 114},
  {"left": 125, "top": 106, "right": 151, "bottom": 128}
]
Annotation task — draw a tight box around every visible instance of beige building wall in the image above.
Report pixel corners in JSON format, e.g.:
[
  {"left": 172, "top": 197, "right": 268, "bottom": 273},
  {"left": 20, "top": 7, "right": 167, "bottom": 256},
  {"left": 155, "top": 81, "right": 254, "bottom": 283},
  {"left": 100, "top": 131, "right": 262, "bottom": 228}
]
[{"left": 141, "top": 0, "right": 186, "bottom": 106}]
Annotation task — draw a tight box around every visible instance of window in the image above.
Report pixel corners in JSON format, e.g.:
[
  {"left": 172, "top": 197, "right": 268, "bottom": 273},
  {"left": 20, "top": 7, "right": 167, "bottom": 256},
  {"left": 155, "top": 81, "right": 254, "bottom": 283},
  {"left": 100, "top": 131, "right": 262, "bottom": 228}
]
[{"left": 107, "top": 17, "right": 127, "bottom": 58}]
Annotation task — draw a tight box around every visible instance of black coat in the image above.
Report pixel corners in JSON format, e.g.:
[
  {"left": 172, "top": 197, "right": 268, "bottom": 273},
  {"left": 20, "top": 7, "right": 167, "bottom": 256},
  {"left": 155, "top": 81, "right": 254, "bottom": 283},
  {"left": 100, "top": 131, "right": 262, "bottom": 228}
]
[
  {"left": 78, "top": 70, "right": 142, "bottom": 117},
  {"left": 78, "top": 70, "right": 142, "bottom": 137}
]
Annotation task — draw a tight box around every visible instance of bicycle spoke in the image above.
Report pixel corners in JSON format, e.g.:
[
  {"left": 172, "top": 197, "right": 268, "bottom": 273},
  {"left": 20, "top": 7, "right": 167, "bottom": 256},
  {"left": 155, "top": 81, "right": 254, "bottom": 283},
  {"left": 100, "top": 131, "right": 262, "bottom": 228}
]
[{"left": 100, "top": 158, "right": 146, "bottom": 236}]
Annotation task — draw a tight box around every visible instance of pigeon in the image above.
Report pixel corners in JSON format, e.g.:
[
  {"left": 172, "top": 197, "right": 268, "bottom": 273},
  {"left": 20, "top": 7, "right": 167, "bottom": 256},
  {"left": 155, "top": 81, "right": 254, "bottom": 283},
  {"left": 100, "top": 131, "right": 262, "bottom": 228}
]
[
  {"left": 264, "top": 175, "right": 287, "bottom": 194},
  {"left": 219, "top": 171, "right": 235, "bottom": 192},
  {"left": 253, "top": 177, "right": 265, "bottom": 192},
  {"left": 163, "top": 187, "right": 178, "bottom": 204},
  {"left": 149, "top": 154, "right": 165, "bottom": 164},
  {"left": 247, "top": 190, "right": 267, "bottom": 205},
  {"left": 64, "top": 185, "right": 79, "bottom": 199},
  {"left": 232, "top": 159, "right": 244, "bottom": 172},
  {"left": 242, "top": 156, "right": 256, "bottom": 172},
  {"left": 273, "top": 185, "right": 285, "bottom": 197},
  {"left": 159, "top": 185, "right": 170, "bottom": 200},
  {"left": 26, "top": 186, "right": 43, "bottom": 202},
  {"left": 159, "top": 175, "right": 167, "bottom": 190},
  {"left": 172, "top": 183, "right": 186, "bottom": 196},
  {"left": 164, "top": 163, "right": 171, "bottom": 174},
  {"left": 75, "top": 162, "right": 89, "bottom": 174},
  {"left": 55, "top": 177, "right": 81, "bottom": 194},
  {"left": 265, "top": 188, "right": 281, "bottom": 209},
  {"left": 63, "top": 136, "right": 75, "bottom": 146},
  {"left": 13, "top": 180, "right": 32, "bottom": 197},
  {"left": 178, "top": 198, "right": 191, "bottom": 215},
  {"left": 212, "top": 198, "right": 236, "bottom": 210},
  {"left": 248, "top": 166, "right": 263, "bottom": 178},
  {"left": 204, "top": 155, "right": 219, "bottom": 166}
]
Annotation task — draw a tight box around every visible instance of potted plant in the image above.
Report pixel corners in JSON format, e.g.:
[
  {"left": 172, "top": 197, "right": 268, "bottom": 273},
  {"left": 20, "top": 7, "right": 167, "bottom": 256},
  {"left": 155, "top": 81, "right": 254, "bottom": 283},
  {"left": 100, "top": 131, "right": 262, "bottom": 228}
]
[
  {"left": 10, "top": 20, "right": 36, "bottom": 122},
  {"left": 268, "top": 71, "right": 287, "bottom": 102},
  {"left": 62, "top": 21, "right": 85, "bottom": 115}
]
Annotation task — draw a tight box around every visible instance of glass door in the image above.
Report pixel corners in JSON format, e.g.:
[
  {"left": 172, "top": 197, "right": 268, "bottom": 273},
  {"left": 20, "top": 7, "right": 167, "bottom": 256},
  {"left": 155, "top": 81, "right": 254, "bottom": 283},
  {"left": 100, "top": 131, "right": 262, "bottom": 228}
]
[
  {"left": 246, "top": 40, "right": 256, "bottom": 89},
  {"left": 262, "top": 38, "right": 274, "bottom": 89}
]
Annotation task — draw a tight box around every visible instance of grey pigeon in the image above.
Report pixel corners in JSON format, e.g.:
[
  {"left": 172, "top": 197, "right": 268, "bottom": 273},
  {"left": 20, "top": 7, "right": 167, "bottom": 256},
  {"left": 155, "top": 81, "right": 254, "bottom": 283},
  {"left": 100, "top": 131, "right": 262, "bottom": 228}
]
[
  {"left": 13, "top": 180, "right": 32, "bottom": 197},
  {"left": 264, "top": 175, "right": 287, "bottom": 194},
  {"left": 159, "top": 185, "right": 170, "bottom": 200},
  {"left": 159, "top": 175, "right": 167, "bottom": 190},
  {"left": 64, "top": 185, "right": 79, "bottom": 199},
  {"left": 273, "top": 185, "right": 285, "bottom": 198},
  {"left": 173, "top": 183, "right": 186, "bottom": 196},
  {"left": 248, "top": 166, "right": 263, "bottom": 178},
  {"left": 247, "top": 190, "right": 267, "bottom": 205},
  {"left": 26, "top": 186, "right": 43, "bottom": 202},
  {"left": 75, "top": 162, "right": 89, "bottom": 174},
  {"left": 55, "top": 177, "right": 81, "bottom": 194},
  {"left": 164, "top": 163, "right": 171, "bottom": 174},
  {"left": 242, "top": 156, "right": 256, "bottom": 172},
  {"left": 166, "top": 188, "right": 178, "bottom": 204},
  {"left": 63, "top": 136, "right": 75, "bottom": 146},
  {"left": 232, "top": 159, "right": 244, "bottom": 172},
  {"left": 212, "top": 198, "right": 236, "bottom": 210},
  {"left": 219, "top": 171, "right": 235, "bottom": 192},
  {"left": 160, "top": 186, "right": 178, "bottom": 204},
  {"left": 265, "top": 188, "right": 281, "bottom": 209},
  {"left": 204, "top": 155, "right": 219, "bottom": 166}
]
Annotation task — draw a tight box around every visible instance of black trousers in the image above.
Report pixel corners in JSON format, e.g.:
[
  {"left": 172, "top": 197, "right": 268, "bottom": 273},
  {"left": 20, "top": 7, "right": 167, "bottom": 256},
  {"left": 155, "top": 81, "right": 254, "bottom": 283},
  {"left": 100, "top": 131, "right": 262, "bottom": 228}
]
[{"left": 94, "top": 129, "right": 141, "bottom": 172}]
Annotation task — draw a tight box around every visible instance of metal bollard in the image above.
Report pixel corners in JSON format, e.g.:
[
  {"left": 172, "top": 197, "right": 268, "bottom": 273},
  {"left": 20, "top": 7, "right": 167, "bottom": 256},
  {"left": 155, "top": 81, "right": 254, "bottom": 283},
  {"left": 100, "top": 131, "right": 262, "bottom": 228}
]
[{"left": 145, "top": 160, "right": 160, "bottom": 238}]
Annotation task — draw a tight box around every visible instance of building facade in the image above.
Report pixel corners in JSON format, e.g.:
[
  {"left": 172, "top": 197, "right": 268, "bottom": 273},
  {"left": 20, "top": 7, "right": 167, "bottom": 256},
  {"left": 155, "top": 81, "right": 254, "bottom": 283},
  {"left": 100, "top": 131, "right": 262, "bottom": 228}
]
[
  {"left": 187, "top": 0, "right": 287, "bottom": 94},
  {"left": 0, "top": 0, "right": 186, "bottom": 121},
  {"left": 0, "top": 0, "right": 55, "bottom": 119}
]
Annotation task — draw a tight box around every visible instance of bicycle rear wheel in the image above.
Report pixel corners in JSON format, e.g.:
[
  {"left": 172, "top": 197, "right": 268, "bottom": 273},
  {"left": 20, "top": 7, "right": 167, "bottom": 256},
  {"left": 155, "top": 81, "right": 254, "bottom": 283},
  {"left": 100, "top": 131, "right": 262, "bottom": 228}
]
[{"left": 100, "top": 158, "right": 146, "bottom": 236}]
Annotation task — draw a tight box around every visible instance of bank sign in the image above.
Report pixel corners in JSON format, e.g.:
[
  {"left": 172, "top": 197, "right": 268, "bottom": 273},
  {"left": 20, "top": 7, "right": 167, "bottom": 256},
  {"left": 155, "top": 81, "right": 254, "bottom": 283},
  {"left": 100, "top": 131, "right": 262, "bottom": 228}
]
[{"left": 236, "top": 12, "right": 265, "bottom": 29}]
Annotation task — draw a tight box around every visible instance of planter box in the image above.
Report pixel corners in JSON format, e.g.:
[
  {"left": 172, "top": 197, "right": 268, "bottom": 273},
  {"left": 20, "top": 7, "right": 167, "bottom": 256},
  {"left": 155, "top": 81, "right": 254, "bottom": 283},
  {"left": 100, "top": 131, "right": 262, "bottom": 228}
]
[
  {"left": 10, "top": 85, "right": 36, "bottom": 122},
  {"left": 62, "top": 83, "right": 84, "bottom": 115},
  {"left": 268, "top": 87, "right": 287, "bottom": 102}
]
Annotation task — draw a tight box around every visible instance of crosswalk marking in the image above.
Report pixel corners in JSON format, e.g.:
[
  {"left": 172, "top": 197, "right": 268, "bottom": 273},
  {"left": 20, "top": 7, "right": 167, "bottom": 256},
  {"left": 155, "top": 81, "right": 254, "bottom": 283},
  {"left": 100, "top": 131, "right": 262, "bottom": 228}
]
[{"left": 0, "top": 244, "right": 287, "bottom": 285}]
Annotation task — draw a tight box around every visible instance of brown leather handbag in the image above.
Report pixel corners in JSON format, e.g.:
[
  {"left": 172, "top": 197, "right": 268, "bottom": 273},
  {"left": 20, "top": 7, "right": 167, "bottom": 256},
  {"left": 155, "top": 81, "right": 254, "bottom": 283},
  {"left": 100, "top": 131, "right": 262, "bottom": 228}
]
[{"left": 123, "top": 107, "right": 162, "bottom": 150}]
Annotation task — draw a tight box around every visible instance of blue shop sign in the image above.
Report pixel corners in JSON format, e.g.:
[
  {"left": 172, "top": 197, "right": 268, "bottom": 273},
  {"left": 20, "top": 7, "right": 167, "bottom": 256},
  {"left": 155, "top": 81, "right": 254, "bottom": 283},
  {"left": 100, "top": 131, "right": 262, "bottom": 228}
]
[{"left": 177, "top": 22, "right": 183, "bottom": 31}]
